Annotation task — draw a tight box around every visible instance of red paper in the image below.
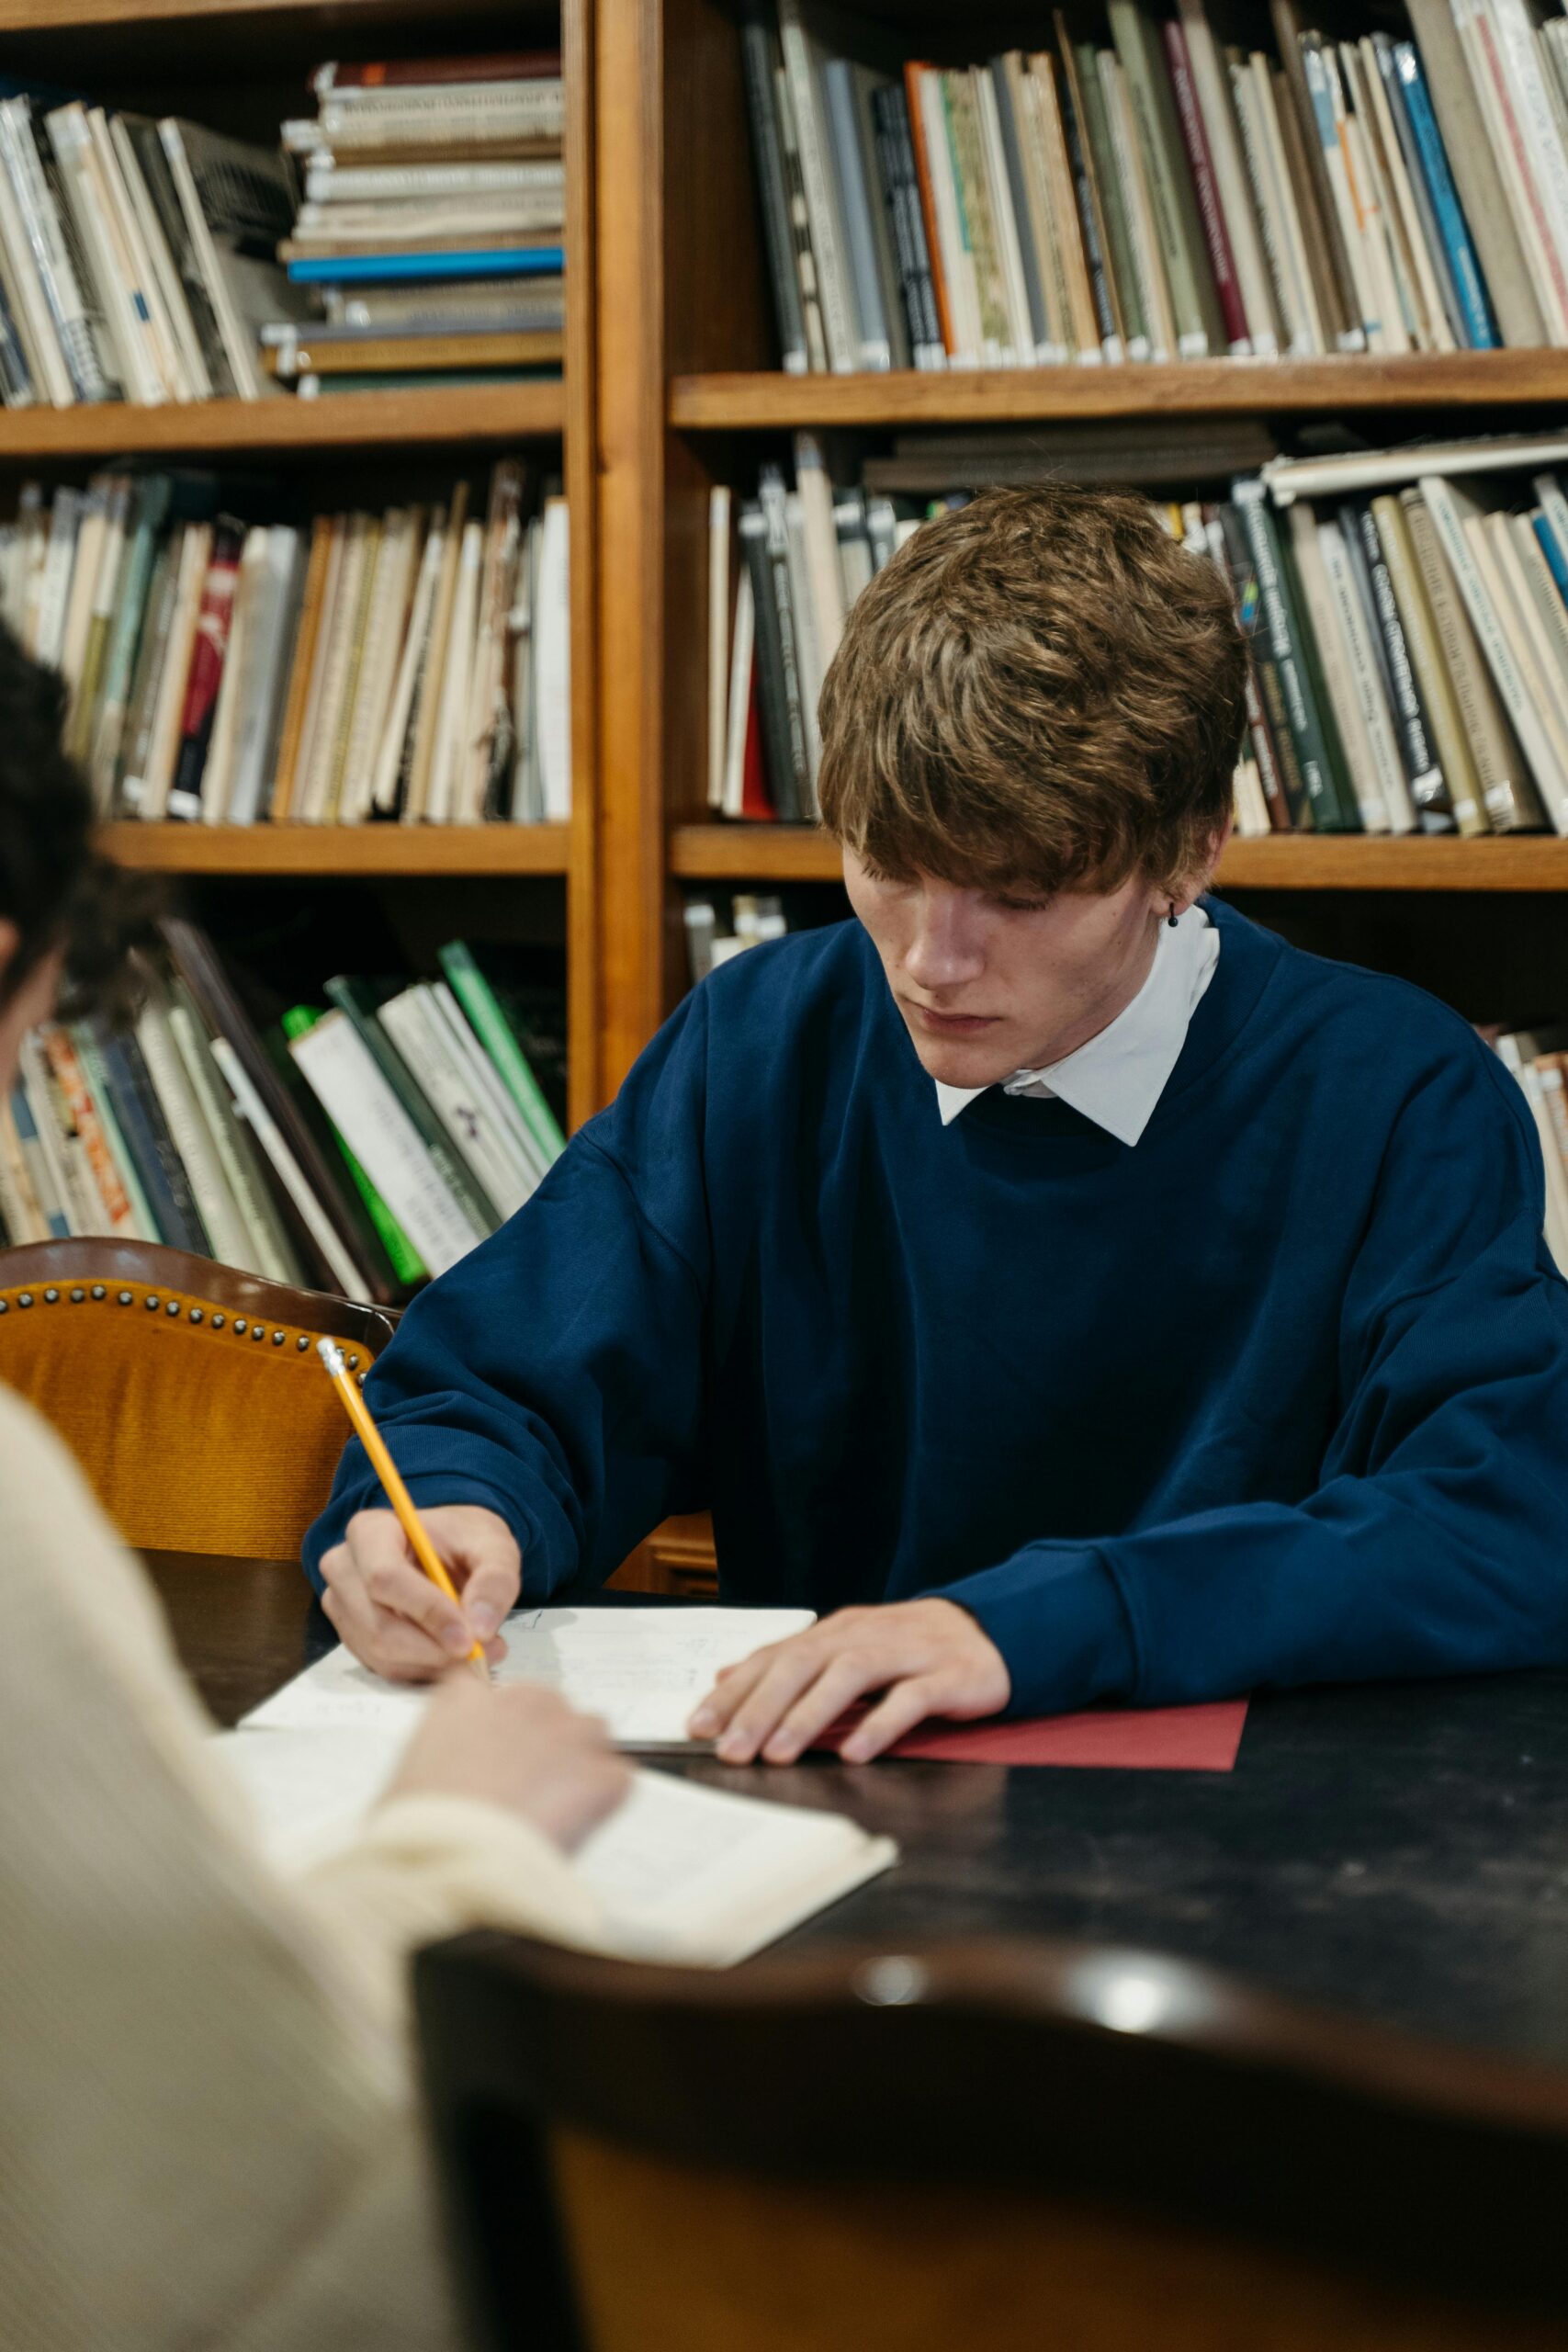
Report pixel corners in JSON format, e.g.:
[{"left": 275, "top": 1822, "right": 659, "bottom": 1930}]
[{"left": 816, "top": 1699, "right": 1248, "bottom": 1771}]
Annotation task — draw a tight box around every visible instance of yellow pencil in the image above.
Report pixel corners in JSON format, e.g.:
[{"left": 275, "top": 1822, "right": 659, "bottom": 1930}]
[{"left": 317, "top": 1338, "right": 491, "bottom": 1685}]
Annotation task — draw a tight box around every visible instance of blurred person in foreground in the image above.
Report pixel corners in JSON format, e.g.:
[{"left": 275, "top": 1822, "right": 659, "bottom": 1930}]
[
  {"left": 0, "top": 619, "right": 630, "bottom": 2350},
  {"left": 309, "top": 482, "right": 1568, "bottom": 1761}
]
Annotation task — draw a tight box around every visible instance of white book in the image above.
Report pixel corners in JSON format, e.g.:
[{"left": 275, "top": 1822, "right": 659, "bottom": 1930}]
[
  {"left": 1486, "top": 511, "right": 1568, "bottom": 756},
  {"left": 17, "top": 1035, "right": 88, "bottom": 1235},
  {"left": 109, "top": 112, "right": 210, "bottom": 401},
  {"left": 424, "top": 516, "right": 482, "bottom": 825},
  {"left": 220, "top": 1725, "right": 897, "bottom": 1972},
  {"left": 1357, "top": 38, "right": 1453, "bottom": 354},
  {"left": 1307, "top": 44, "right": 1384, "bottom": 347},
  {"left": 1286, "top": 505, "right": 1392, "bottom": 833},
  {"left": 1333, "top": 49, "right": 1411, "bottom": 354},
  {"left": 298, "top": 513, "right": 369, "bottom": 823},
  {"left": 0, "top": 150, "right": 73, "bottom": 406},
  {"left": 1486, "top": 0, "right": 1568, "bottom": 310},
  {"left": 197, "top": 525, "right": 265, "bottom": 822},
  {"left": 1314, "top": 514, "right": 1417, "bottom": 832},
  {"left": 721, "top": 568, "right": 756, "bottom": 820},
  {"left": 1421, "top": 472, "right": 1568, "bottom": 834},
  {"left": 209, "top": 1035, "right": 363, "bottom": 1298},
  {"left": 378, "top": 985, "right": 531, "bottom": 1220},
  {"left": 87, "top": 107, "right": 186, "bottom": 401},
  {"left": 44, "top": 104, "right": 162, "bottom": 404},
  {"left": 784, "top": 489, "right": 823, "bottom": 786},
  {"left": 973, "top": 65, "right": 1035, "bottom": 363},
  {"left": 165, "top": 995, "right": 302, "bottom": 1284},
  {"left": 536, "top": 495, "right": 571, "bottom": 821},
  {"left": 793, "top": 431, "right": 846, "bottom": 675},
  {"left": 226, "top": 526, "right": 305, "bottom": 826},
  {"left": 0, "top": 96, "right": 117, "bottom": 401},
  {"left": 135, "top": 979, "right": 255, "bottom": 1268},
  {"left": 776, "top": 0, "right": 858, "bottom": 372},
  {"left": 288, "top": 1009, "right": 485, "bottom": 1275},
  {"left": 32, "top": 487, "right": 82, "bottom": 673},
  {"left": 1266, "top": 432, "right": 1568, "bottom": 505},
  {"left": 249, "top": 1605, "right": 821, "bottom": 1749},
  {"left": 1103, "top": 51, "right": 1176, "bottom": 363},
  {"left": 707, "top": 483, "right": 731, "bottom": 811},
  {"left": 341, "top": 510, "right": 418, "bottom": 824},
  {"left": 1243, "top": 54, "right": 1325, "bottom": 355},
  {"left": 1450, "top": 0, "right": 1568, "bottom": 342},
  {"left": 1179, "top": 0, "right": 1279, "bottom": 355},
  {"left": 916, "top": 66, "right": 982, "bottom": 363},
  {"left": 425, "top": 978, "right": 547, "bottom": 1186},
  {"left": 372, "top": 515, "right": 444, "bottom": 816},
  {"left": 56, "top": 483, "right": 107, "bottom": 697},
  {"left": 158, "top": 119, "right": 302, "bottom": 401},
  {"left": 133, "top": 520, "right": 210, "bottom": 820}
]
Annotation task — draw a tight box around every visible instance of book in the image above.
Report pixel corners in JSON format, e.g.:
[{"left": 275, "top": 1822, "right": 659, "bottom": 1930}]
[
  {"left": 220, "top": 1727, "right": 896, "bottom": 1971},
  {"left": 437, "top": 940, "right": 566, "bottom": 1166},
  {"left": 280, "top": 1006, "right": 425, "bottom": 1288}
]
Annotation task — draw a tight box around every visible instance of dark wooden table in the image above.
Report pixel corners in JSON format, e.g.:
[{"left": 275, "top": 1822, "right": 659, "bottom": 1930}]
[{"left": 150, "top": 1549, "right": 1568, "bottom": 2076}]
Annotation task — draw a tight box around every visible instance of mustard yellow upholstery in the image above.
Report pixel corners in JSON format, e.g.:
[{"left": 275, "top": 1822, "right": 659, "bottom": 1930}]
[{"left": 0, "top": 1245, "right": 393, "bottom": 1560}]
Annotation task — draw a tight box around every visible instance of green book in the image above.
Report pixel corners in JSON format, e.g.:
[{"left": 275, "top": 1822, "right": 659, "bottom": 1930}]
[
  {"left": 1107, "top": 0, "right": 1221, "bottom": 355},
  {"left": 322, "top": 975, "right": 500, "bottom": 1233},
  {"left": 1232, "top": 480, "right": 1353, "bottom": 832},
  {"left": 439, "top": 941, "right": 566, "bottom": 1166},
  {"left": 281, "top": 1006, "right": 426, "bottom": 1285},
  {"left": 1077, "top": 43, "right": 1145, "bottom": 355}
]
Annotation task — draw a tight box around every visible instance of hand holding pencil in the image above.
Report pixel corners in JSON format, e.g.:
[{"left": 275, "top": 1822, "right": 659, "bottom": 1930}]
[{"left": 317, "top": 1339, "right": 494, "bottom": 1685}]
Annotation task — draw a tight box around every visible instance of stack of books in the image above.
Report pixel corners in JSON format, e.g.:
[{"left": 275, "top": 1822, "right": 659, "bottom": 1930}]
[
  {"left": 0, "top": 92, "right": 299, "bottom": 408},
  {"left": 738, "top": 0, "right": 1563, "bottom": 371},
  {"left": 0, "top": 460, "right": 570, "bottom": 828},
  {"left": 707, "top": 428, "right": 1568, "bottom": 838},
  {"left": 0, "top": 921, "right": 566, "bottom": 1304},
  {"left": 271, "top": 51, "right": 566, "bottom": 393}
]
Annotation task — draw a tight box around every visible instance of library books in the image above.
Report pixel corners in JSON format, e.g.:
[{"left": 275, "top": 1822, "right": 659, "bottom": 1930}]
[
  {"left": 709, "top": 430, "right": 1568, "bottom": 840},
  {"left": 0, "top": 923, "right": 567, "bottom": 1307},
  {"left": 736, "top": 0, "right": 1568, "bottom": 373},
  {"left": 271, "top": 51, "right": 565, "bottom": 392},
  {"left": 0, "top": 92, "right": 302, "bottom": 408},
  {"left": 0, "top": 461, "right": 570, "bottom": 829}
]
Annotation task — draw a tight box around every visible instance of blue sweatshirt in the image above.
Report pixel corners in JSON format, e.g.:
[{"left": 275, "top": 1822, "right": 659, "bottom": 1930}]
[{"left": 304, "top": 900, "right": 1568, "bottom": 1716}]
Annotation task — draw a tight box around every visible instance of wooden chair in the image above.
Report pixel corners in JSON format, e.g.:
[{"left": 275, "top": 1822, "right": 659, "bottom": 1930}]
[
  {"left": 0, "top": 1238, "right": 397, "bottom": 1559},
  {"left": 415, "top": 1930, "right": 1568, "bottom": 2352}
]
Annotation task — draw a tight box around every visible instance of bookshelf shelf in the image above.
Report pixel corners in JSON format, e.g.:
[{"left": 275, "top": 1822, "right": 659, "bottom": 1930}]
[
  {"left": 670, "top": 355, "right": 1568, "bottom": 431},
  {"left": 0, "top": 385, "right": 565, "bottom": 464},
  {"left": 670, "top": 825, "right": 1568, "bottom": 892},
  {"left": 98, "top": 823, "right": 571, "bottom": 877}
]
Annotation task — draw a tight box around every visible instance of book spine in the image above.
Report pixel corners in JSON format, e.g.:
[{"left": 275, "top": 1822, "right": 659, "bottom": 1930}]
[
  {"left": 1345, "top": 498, "right": 1449, "bottom": 820},
  {"left": 776, "top": 0, "right": 857, "bottom": 372},
  {"left": 1162, "top": 18, "right": 1250, "bottom": 350},
  {"left": 1373, "top": 33, "right": 1465, "bottom": 347},
  {"left": 171, "top": 519, "right": 243, "bottom": 810},
  {"left": 1276, "top": 516, "right": 1364, "bottom": 828},
  {"left": 1314, "top": 512, "right": 1418, "bottom": 831},
  {"left": 872, "top": 85, "right": 944, "bottom": 367},
  {"left": 0, "top": 101, "right": 115, "bottom": 402},
  {"left": 1077, "top": 45, "right": 1147, "bottom": 356},
  {"left": 1216, "top": 498, "right": 1309, "bottom": 825},
  {"left": 1055, "top": 51, "right": 1121, "bottom": 354},
  {"left": 1180, "top": 0, "right": 1280, "bottom": 352},
  {"left": 822, "top": 58, "right": 891, "bottom": 369},
  {"left": 1401, "top": 0, "right": 1542, "bottom": 346},
  {"left": 281, "top": 1006, "right": 425, "bottom": 1283},
  {"left": 95, "top": 1026, "right": 209, "bottom": 1253},
  {"left": 315, "top": 53, "right": 561, "bottom": 91},
  {"left": 1372, "top": 491, "right": 1486, "bottom": 832},
  {"left": 437, "top": 942, "right": 567, "bottom": 1164},
  {"left": 774, "top": 62, "right": 829, "bottom": 371},
  {"left": 170, "top": 996, "right": 302, "bottom": 1283},
  {"left": 324, "top": 974, "right": 498, "bottom": 1229},
  {"left": 1232, "top": 480, "right": 1346, "bottom": 827},
  {"left": 9, "top": 1069, "right": 70, "bottom": 1238},
  {"left": 987, "top": 59, "right": 1053, "bottom": 359},
  {"left": 1287, "top": 504, "right": 1393, "bottom": 831},
  {"left": 39, "top": 1025, "right": 135, "bottom": 1233},
  {"left": 134, "top": 982, "right": 254, "bottom": 1266},
  {"left": 1108, "top": 0, "right": 1209, "bottom": 355},
  {"left": 208, "top": 1035, "right": 367, "bottom": 1298},
  {"left": 1403, "top": 485, "right": 1540, "bottom": 830},
  {"left": 756, "top": 466, "right": 812, "bottom": 817},
  {"left": 739, "top": 6, "right": 808, "bottom": 373},
  {"left": 1269, "top": 0, "right": 1361, "bottom": 346},
  {"left": 1420, "top": 473, "right": 1568, "bottom": 831},
  {"left": 1389, "top": 41, "right": 1495, "bottom": 349}
]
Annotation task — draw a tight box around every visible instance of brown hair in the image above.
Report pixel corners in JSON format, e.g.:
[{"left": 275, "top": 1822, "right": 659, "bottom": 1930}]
[{"left": 817, "top": 481, "right": 1247, "bottom": 898}]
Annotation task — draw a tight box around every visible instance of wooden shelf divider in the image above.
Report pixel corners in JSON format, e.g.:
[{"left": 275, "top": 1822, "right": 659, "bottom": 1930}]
[
  {"left": 670, "top": 824, "right": 1568, "bottom": 892},
  {"left": 0, "top": 383, "right": 563, "bottom": 463},
  {"left": 671, "top": 353, "right": 1568, "bottom": 428},
  {"left": 98, "top": 822, "right": 572, "bottom": 878}
]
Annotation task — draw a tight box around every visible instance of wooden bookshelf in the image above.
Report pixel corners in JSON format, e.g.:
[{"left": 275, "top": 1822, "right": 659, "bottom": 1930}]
[
  {"left": 0, "top": 385, "right": 564, "bottom": 462},
  {"left": 670, "top": 354, "right": 1568, "bottom": 429},
  {"left": 0, "top": 0, "right": 603, "bottom": 1129},
  {"left": 99, "top": 822, "right": 571, "bottom": 877},
  {"left": 670, "top": 826, "right": 1568, "bottom": 891}
]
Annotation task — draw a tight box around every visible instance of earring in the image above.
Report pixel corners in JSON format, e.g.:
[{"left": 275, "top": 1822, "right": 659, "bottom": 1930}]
[{"left": 1167, "top": 902, "right": 1179, "bottom": 928}]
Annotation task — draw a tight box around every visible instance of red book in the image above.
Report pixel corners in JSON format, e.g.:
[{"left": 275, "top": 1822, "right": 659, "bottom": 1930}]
[
  {"left": 170, "top": 522, "right": 243, "bottom": 810},
  {"left": 1161, "top": 19, "right": 1251, "bottom": 354},
  {"left": 739, "top": 657, "right": 775, "bottom": 820},
  {"left": 313, "top": 54, "right": 562, "bottom": 95}
]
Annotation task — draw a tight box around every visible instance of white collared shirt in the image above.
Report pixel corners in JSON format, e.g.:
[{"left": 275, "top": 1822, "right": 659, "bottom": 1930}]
[{"left": 932, "top": 903, "right": 1220, "bottom": 1147}]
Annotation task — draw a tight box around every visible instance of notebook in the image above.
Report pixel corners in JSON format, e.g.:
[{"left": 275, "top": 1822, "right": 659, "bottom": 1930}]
[
  {"left": 243, "top": 1605, "right": 817, "bottom": 1749},
  {"left": 219, "top": 1722, "right": 897, "bottom": 1967}
]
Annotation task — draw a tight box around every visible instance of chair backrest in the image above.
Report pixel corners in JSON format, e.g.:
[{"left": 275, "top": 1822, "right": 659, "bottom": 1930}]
[
  {"left": 0, "top": 1238, "right": 397, "bottom": 1559},
  {"left": 415, "top": 1931, "right": 1568, "bottom": 2352}
]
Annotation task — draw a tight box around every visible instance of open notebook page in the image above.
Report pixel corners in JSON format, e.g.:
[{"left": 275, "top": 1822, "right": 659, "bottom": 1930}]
[
  {"left": 217, "top": 1724, "right": 896, "bottom": 1968},
  {"left": 243, "top": 1607, "right": 816, "bottom": 1748}
]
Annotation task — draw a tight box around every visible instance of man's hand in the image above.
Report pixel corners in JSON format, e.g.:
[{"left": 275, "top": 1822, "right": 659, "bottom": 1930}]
[
  {"left": 686, "top": 1598, "right": 1010, "bottom": 1765},
  {"left": 387, "top": 1675, "right": 630, "bottom": 1850},
  {"left": 318, "top": 1504, "right": 522, "bottom": 1683}
]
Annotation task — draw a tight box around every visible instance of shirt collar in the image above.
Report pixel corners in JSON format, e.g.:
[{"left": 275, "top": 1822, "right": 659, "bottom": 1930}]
[{"left": 932, "top": 904, "right": 1220, "bottom": 1146}]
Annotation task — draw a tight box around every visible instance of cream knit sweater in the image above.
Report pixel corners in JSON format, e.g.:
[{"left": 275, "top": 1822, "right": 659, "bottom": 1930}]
[{"left": 0, "top": 1382, "right": 604, "bottom": 2351}]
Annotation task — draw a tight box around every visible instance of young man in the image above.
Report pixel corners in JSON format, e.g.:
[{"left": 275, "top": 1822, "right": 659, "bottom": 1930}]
[
  {"left": 309, "top": 482, "right": 1568, "bottom": 1764},
  {"left": 0, "top": 625, "right": 628, "bottom": 2350}
]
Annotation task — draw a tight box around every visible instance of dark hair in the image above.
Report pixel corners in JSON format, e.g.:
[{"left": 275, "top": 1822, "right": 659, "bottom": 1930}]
[
  {"left": 817, "top": 482, "right": 1248, "bottom": 898},
  {"left": 0, "top": 618, "right": 157, "bottom": 1020}
]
